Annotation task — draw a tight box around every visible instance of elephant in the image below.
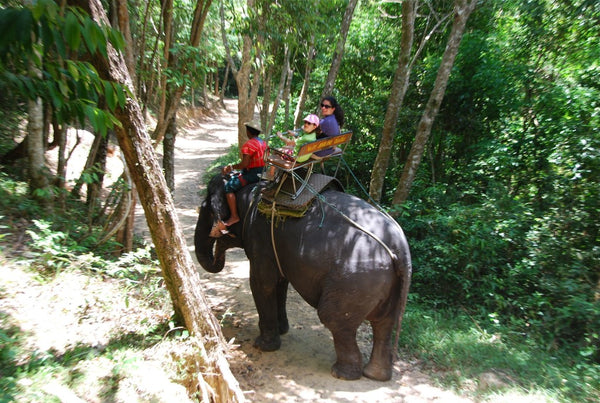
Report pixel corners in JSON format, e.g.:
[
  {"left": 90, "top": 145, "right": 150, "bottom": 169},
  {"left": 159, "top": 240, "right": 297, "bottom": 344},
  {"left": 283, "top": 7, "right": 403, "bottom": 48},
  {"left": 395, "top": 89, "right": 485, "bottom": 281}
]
[{"left": 194, "top": 172, "right": 412, "bottom": 381}]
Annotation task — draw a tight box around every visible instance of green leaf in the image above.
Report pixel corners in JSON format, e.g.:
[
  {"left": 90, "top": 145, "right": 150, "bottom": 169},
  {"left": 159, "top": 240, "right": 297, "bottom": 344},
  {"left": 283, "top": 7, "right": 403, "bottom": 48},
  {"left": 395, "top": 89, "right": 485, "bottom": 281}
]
[
  {"left": 64, "top": 12, "right": 81, "bottom": 51},
  {"left": 51, "top": 24, "right": 67, "bottom": 59},
  {"left": 58, "top": 80, "right": 70, "bottom": 98},
  {"left": 116, "top": 85, "right": 127, "bottom": 108},
  {"left": 66, "top": 60, "right": 79, "bottom": 81},
  {"left": 107, "top": 29, "right": 125, "bottom": 51},
  {"left": 82, "top": 18, "right": 97, "bottom": 54},
  {"left": 84, "top": 105, "right": 98, "bottom": 130},
  {"left": 48, "top": 83, "right": 64, "bottom": 109},
  {"left": 107, "top": 112, "right": 122, "bottom": 129},
  {"left": 104, "top": 81, "right": 116, "bottom": 111},
  {"left": 84, "top": 105, "right": 108, "bottom": 136},
  {"left": 88, "top": 21, "right": 105, "bottom": 57}
]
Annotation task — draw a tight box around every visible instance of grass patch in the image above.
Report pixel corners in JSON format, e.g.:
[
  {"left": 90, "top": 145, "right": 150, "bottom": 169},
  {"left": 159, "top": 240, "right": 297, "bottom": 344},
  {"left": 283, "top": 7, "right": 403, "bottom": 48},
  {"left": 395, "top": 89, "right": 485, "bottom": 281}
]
[
  {"left": 0, "top": 175, "right": 198, "bottom": 402},
  {"left": 398, "top": 302, "right": 599, "bottom": 402}
]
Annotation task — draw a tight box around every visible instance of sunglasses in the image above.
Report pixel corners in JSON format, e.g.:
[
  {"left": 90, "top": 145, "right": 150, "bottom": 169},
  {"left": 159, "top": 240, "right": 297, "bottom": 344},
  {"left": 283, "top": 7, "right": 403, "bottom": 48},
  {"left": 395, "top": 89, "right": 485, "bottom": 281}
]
[{"left": 320, "top": 103, "right": 333, "bottom": 109}]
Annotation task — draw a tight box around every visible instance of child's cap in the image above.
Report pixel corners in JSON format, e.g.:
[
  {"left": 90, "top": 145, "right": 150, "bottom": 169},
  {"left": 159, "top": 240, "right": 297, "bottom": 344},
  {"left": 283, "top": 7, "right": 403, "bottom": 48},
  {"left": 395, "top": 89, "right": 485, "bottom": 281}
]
[{"left": 303, "top": 114, "right": 320, "bottom": 127}]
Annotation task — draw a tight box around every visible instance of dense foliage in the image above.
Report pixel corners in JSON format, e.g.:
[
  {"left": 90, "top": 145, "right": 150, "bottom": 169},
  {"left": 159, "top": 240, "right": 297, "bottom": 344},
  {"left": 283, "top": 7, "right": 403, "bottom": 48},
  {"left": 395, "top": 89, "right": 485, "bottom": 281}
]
[
  {"left": 328, "top": 0, "right": 600, "bottom": 361},
  {"left": 0, "top": 0, "right": 598, "bottom": 391}
]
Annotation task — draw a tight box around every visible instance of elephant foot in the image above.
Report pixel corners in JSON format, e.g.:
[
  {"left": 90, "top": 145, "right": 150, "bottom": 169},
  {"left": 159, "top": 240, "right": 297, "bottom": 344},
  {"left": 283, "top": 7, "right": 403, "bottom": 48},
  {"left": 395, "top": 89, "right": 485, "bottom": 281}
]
[
  {"left": 279, "top": 320, "right": 289, "bottom": 335},
  {"left": 363, "top": 361, "right": 392, "bottom": 382},
  {"left": 330, "top": 361, "right": 362, "bottom": 380},
  {"left": 253, "top": 334, "right": 281, "bottom": 352}
]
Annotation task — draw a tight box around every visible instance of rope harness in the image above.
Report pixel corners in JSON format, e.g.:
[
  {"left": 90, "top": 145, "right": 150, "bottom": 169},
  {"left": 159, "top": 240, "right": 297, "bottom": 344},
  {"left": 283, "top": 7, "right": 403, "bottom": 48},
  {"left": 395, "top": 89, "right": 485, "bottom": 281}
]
[{"left": 263, "top": 159, "right": 399, "bottom": 279}]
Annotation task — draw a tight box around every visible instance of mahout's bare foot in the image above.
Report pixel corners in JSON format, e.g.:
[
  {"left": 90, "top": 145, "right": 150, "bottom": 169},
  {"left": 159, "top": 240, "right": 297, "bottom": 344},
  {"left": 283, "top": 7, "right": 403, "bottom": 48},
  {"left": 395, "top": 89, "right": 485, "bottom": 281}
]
[{"left": 224, "top": 217, "right": 240, "bottom": 226}]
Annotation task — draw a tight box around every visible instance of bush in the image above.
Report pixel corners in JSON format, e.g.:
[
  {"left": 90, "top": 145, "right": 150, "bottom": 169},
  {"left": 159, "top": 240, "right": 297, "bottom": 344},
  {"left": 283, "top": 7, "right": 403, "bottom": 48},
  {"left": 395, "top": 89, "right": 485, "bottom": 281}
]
[{"left": 397, "top": 184, "right": 599, "bottom": 360}]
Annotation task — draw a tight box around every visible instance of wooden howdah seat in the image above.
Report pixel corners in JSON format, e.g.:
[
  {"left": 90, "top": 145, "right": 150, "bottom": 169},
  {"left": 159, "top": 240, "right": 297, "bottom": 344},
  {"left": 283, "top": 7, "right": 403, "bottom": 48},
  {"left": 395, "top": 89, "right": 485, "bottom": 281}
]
[{"left": 264, "top": 131, "right": 352, "bottom": 200}]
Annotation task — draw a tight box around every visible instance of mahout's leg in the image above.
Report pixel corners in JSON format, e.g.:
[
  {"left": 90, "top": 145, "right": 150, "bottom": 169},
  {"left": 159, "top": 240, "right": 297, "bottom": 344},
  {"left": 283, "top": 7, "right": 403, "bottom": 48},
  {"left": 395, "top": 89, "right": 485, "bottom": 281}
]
[
  {"left": 249, "top": 264, "right": 282, "bottom": 351},
  {"left": 363, "top": 318, "right": 395, "bottom": 381}
]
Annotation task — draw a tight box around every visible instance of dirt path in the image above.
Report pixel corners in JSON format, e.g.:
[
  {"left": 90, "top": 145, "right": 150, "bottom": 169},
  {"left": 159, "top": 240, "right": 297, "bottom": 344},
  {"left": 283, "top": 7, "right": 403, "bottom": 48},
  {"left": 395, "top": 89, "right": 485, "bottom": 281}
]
[{"left": 131, "top": 100, "right": 473, "bottom": 403}]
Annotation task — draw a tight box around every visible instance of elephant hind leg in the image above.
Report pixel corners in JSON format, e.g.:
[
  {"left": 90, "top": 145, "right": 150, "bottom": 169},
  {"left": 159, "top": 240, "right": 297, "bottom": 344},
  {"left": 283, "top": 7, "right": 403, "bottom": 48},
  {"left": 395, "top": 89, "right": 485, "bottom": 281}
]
[
  {"left": 329, "top": 328, "right": 363, "bottom": 380},
  {"left": 363, "top": 319, "right": 394, "bottom": 381},
  {"left": 318, "top": 290, "right": 369, "bottom": 380}
]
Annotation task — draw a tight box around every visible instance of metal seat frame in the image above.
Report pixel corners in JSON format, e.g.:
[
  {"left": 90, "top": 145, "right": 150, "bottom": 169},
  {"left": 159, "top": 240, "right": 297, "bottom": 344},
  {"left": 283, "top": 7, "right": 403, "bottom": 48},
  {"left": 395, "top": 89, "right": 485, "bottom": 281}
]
[{"left": 265, "top": 131, "right": 352, "bottom": 199}]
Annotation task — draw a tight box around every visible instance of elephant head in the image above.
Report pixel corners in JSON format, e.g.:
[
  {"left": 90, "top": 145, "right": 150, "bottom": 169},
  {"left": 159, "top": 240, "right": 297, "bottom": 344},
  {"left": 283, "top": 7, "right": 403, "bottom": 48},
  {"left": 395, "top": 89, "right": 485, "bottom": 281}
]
[{"left": 193, "top": 173, "right": 242, "bottom": 273}]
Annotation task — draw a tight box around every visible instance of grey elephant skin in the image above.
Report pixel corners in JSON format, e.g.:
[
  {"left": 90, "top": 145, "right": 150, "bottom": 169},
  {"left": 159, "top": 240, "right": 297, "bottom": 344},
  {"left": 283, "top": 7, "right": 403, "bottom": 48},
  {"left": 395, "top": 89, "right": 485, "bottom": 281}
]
[{"left": 194, "top": 174, "right": 412, "bottom": 381}]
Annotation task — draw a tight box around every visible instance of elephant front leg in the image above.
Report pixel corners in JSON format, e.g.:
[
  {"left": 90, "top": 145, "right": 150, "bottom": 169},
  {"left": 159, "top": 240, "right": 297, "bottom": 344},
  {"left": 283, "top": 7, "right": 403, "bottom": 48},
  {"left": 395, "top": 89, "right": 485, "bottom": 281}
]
[
  {"left": 276, "top": 278, "right": 290, "bottom": 335},
  {"left": 250, "top": 273, "right": 284, "bottom": 352}
]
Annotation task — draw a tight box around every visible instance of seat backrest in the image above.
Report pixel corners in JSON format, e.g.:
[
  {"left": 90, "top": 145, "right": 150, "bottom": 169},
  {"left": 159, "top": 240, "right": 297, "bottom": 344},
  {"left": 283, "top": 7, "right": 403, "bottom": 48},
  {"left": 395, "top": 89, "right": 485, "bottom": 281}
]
[{"left": 297, "top": 131, "right": 352, "bottom": 157}]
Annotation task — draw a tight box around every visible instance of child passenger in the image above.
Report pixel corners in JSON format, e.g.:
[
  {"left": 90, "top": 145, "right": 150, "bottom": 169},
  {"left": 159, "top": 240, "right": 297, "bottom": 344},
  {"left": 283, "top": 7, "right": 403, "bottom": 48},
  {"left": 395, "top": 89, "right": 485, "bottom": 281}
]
[{"left": 275, "top": 114, "right": 320, "bottom": 162}]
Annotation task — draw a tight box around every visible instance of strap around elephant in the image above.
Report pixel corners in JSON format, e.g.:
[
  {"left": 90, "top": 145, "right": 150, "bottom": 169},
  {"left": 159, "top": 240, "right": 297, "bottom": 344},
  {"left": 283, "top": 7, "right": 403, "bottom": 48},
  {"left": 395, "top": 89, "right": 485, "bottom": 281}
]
[{"left": 270, "top": 201, "right": 286, "bottom": 278}]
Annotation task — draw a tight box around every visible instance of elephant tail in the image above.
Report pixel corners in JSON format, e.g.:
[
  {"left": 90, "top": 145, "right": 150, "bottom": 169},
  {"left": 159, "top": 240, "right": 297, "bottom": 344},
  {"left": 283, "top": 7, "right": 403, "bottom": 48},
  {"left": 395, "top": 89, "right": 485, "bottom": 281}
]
[{"left": 393, "top": 254, "right": 412, "bottom": 359}]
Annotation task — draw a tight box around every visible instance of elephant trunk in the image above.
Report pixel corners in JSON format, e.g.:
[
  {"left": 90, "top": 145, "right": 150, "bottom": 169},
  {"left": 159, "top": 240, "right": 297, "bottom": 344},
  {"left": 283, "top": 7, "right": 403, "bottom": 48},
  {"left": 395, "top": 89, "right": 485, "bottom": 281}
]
[
  {"left": 194, "top": 204, "right": 227, "bottom": 273},
  {"left": 195, "top": 236, "right": 226, "bottom": 273}
]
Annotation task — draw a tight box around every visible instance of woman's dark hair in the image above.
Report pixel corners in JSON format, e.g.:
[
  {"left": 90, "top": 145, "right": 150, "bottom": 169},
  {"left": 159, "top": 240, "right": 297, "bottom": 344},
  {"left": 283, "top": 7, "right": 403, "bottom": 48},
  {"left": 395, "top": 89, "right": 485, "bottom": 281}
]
[{"left": 322, "top": 96, "right": 344, "bottom": 128}]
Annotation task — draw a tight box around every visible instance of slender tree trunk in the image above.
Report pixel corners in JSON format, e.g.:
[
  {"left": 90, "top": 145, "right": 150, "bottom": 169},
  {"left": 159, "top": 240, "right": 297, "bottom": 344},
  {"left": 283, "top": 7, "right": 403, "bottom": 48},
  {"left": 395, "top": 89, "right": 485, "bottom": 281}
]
[
  {"left": 27, "top": 96, "right": 51, "bottom": 205},
  {"left": 267, "top": 45, "right": 290, "bottom": 133},
  {"left": 294, "top": 35, "right": 315, "bottom": 127},
  {"left": 369, "top": 0, "right": 416, "bottom": 203},
  {"left": 163, "top": 113, "right": 177, "bottom": 193},
  {"left": 86, "top": 133, "right": 108, "bottom": 207},
  {"left": 282, "top": 58, "right": 294, "bottom": 128},
  {"left": 71, "top": 130, "right": 102, "bottom": 199},
  {"left": 27, "top": 48, "right": 51, "bottom": 208},
  {"left": 392, "top": 0, "right": 477, "bottom": 207},
  {"left": 260, "top": 63, "right": 274, "bottom": 131},
  {"left": 152, "top": 0, "right": 213, "bottom": 145},
  {"left": 154, "top": 0, "right": 173, "bottom": 144},
  {"left": 221, "top": 0, "right": 261, "bottom": 144},
  {"left": 73, "top": 1, "right": 245, "bottom": 400},
  {"left": 54, "top": 121, "right": 67, "bottom": 189},
  {"left": 320, "top": 0, "right": 358, "bottom": 99},
  {"left": 113, "top": 0, "right": 136, "bottom": 81},
  {"left": 219, "top": 61, "right": 230, "bottom": 106}
]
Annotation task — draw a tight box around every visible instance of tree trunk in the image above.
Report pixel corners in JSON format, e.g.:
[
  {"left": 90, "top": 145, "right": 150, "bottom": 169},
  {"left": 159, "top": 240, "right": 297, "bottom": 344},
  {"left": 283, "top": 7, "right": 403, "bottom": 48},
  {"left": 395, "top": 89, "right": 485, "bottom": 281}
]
[
  {"left": 53, "top": 121, "right": 67, "bottom": 189},
  {"left": 71, "top": 130, "right": 102, "bottom": 199},
  {"left": 163, "top": 114, "right": 177, "bottom": 193},
  {"left": 282, "top": 57, "right": 294, "bottom": 128},
  {"left": 152, "top": 0, "right": 213, "bottom": 146},
  {"left": 392, "top": 0, "right": 477, "bottom": 207},
  {"left": 27, "top": 48, "right": 51, "bottom": 208},
  {"left": 320, "top": 0, "right": 358, "bottom": 99},
  {"left": 113, "top": 0, "right": 136, "bottom": 81},
  {"left": 267, "top": 45, "right": 290, "bottom": 133},
  {"left": 85, "top": 132, "right": 108, "bottom": 226},
  {"left": 369, "top": 0, "right": 416, "bottom": 203},
  {"left": 221, "top": 0, "right": 261, "bottom": 144},
  {"left": 294, "top": 35, "right": 315, "bottom": 127},
  {"left": 219, "top": 61, "right": 230, "bottom": 106},
  {"left": 260, "top": 63, "right": 274, "bottom": 131},
  {"left": 73, "top": 1, "right": 246, "bottom": 400}
]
